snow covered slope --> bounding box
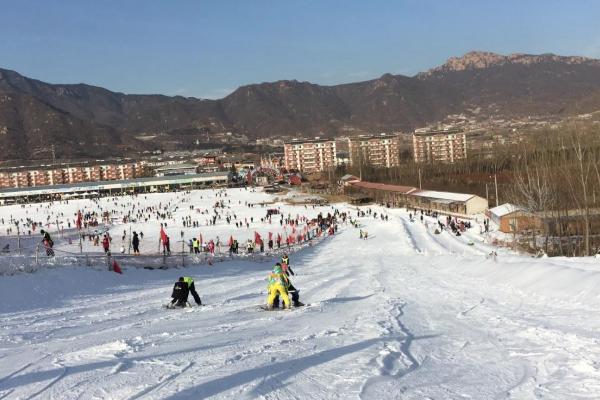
[1,189,600,399]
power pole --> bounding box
[494,174,499,207]
[418,168,422,190]
[15,221,21,255]
[358,148,362,181]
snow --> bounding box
[489,203,524,218]
[412,190,475,202]
[1,188,600,399]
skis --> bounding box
[258,303,308,311]
[163,301,197,309]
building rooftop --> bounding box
[489,203,524,217]
[340,174,360,182]
[284,138,334,144]
[349,181,418,194]
[412,190,475,202]
[348,133,399,141]
[413,129,464,136]
[154,163,198,171]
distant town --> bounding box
[2,110,598,191]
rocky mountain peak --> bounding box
[419,51,600,77]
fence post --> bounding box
[181,232,185,267]
[16,222,21,255]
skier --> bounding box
[273,254,303,308]
[102,234,110,254]
[266,264,290,310]
[169,276,202,308]
[40,229,54,256]
[132,231,140,255]
[282,258,303,307]
[164,235,171,255]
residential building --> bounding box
[0,162,142,189]
[0,171,231,204]
[412,129,468,163]
[348,134,400,168]
[283,138,336,173]
[0,172,11,189]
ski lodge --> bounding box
[344,180,488,216]
[0,172,230,204]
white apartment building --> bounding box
[412,129,467,163]
[284,138,336,173]
[348,133,400,168]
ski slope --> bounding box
[1,188,600,399]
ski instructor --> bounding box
[169,276,202,308]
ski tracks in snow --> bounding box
[359,300,437,399]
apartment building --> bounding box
[348,134,400,168]
[412,129,467,163]
[283,138,336,173]
[0,162,142,189]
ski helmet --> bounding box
[273,263,282,273]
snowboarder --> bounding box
[266,264,290,310]
[169,276,202,307]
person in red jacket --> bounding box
[102,234,110,254]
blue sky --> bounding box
[2,0,599,99]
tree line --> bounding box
[334,123,600,256]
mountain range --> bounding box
[3,51,600,161]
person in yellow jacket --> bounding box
[266,263,290,309]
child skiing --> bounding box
[168,276,202,308]
[272,254,303,308]
[266,264,290,310]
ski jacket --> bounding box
[171,281,189,300]
[42,232,54,247]
[182,276,194,287]
[267,272,288,288]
